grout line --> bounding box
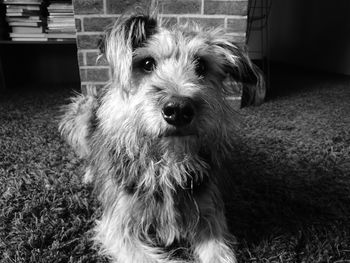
[74,14,120,18]
[170,14,247,19]
[103,0,107,14]
[80,66,110,69]
[78,48,100,52]
[82,51,86,65]
[76,32,103,35]
[80,16,84,32]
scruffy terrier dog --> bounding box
[60,7,264,263]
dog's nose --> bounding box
[162,97,195,126]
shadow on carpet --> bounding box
[222,70,350,262]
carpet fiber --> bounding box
[1,69,349,262]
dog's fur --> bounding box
[59,7,264,263]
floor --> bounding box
[1,65,349,262]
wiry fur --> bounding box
[59,7,264,263]
[59,93,97,158]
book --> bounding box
[48,13,74,17]
[12,26,43,33]
[11,37,47,41]
[9,21,41,26]
[7,6,40,11]
[6,13,23,16]
[47,28,75,32]
[47,6,73,10]
[46,0,75,41]
[47,33,75,39]
[10,32,46,38]
[7,12,40,17]
[7,16,41,22]
[4,0,41,4]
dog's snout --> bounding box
[162,97,195,126]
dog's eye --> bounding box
[140,57,156,73]
[194,57,207,77]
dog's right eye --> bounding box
[140,57,156,73]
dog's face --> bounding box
[96,13,261,166]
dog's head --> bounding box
[60,9,263,188]
[99,10,262,155]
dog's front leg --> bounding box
[95,192,184,263]
[192,183,237,263]
[194,235,236,263]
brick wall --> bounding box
[73,0,249,94]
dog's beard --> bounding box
[158,135,201,159]
[115,132,210,194]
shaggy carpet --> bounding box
[0,68,349,263]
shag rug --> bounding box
[1,69,349,263]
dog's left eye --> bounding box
[194,57,207,77]
[140,57,156,73]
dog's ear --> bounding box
[240,63,266,107]
[212,40,266,106]
[102,11,158,91]
[122,14,158,50]
[59,94,97,159]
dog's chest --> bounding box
[125,186,200,247]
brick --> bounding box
[106,0,149,14]
[73,0,103,14]
[80,67,110,82]
[94,84,106,90]
[106,0,201,15]
[76,34,103,49]
[83,17,117,32]
[79,68,87,81]
[226,17,247,33]
[75,18,82,32]
[226,33,246,45]
[86,51,108,66]
[179,17,224,28]
[77,51,85,66]
[204,1,248,16]
[93,84,106,93]
[81,84,105,95]
[159,16,178,27]
[81,84,87,94]
[161,0,201,14]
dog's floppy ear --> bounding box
[102,10,158,91]
[240,63,266,107]
[213,39,266,106]
[59,94,97,159]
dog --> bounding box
[59,6,264,263]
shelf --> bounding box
[0,40,76,45]
[0,39,80,91]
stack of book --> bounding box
[4,0,46,41]
[46,0,75,41]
